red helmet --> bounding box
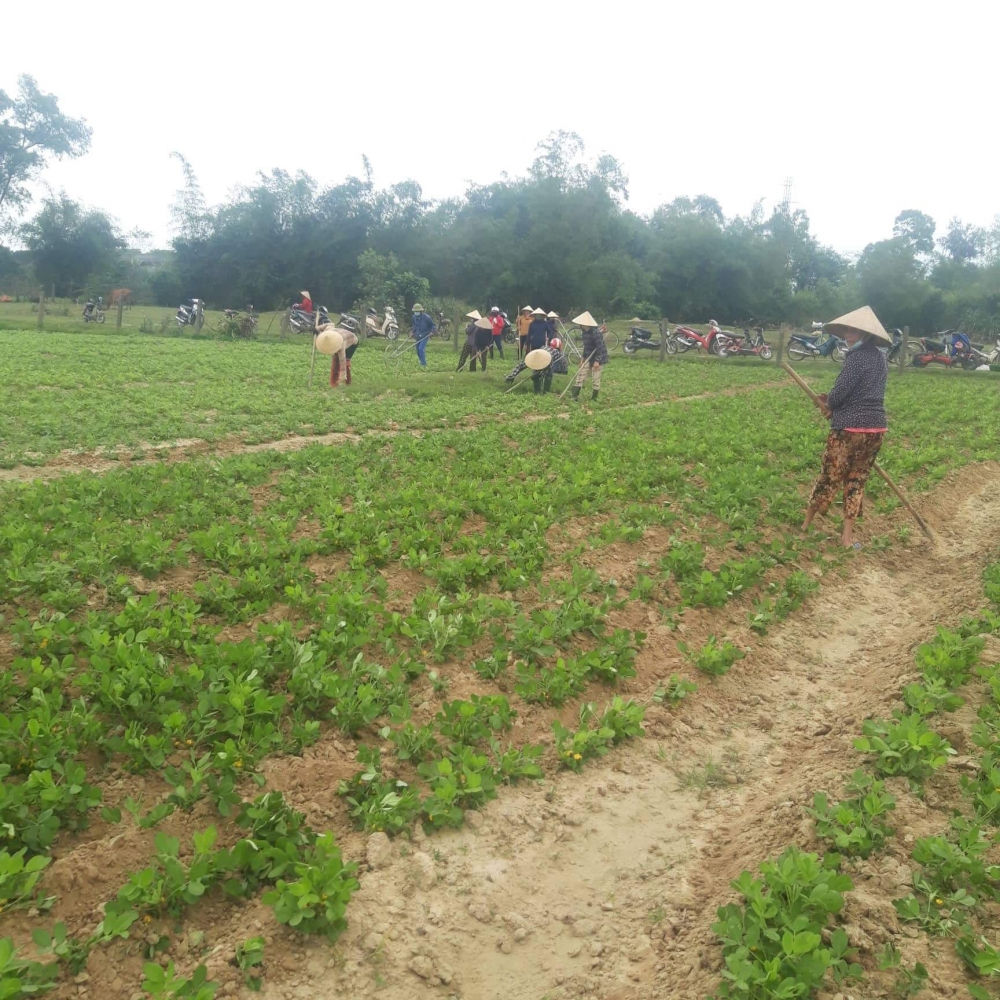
[549,337,561,349]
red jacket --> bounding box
[296,297,313,313]
[490,314,505,337]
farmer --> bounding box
[470,318,494,372]
[294,290,313,314]
[546,311,560,344]
[489,306,506,359]
[504,336,568,393]
[527,307,550,352]
[457,310,482,371]
[570,311,608,401]
[516,306,533,356]
[801,305,891,550]
[411,303,436,368]
[315,317,359,388]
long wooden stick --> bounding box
[781,362,934,540]
[559,349,598,400]
[504,368,541,394]
[456,345,489,374]
[307,338,317,387]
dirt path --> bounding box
[251,462,998,1000]
[0,380,785,484]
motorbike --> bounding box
[176,299,204,328]
[223,307,258,337]
[365,306,399,340]
[623,323,676,356]
[337,313,361,334]
[719,326,773,360]
[912,337,979,370]
[673,325,729,355]
[435,311,452,339]
[884,328,921,366]
[82,299,105,324]
[288,305,330,334]
[787,326,847,362]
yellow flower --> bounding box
[573,753,582,760]
[142,915,152,924]
[40,638,48,648]
[935,898,943,906]
[185,739,193,746]
[234,760,243,769]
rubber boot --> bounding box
[533,380,542,394]
[571,385,581,400]
[591,390,599,402]
[345,360,352,386]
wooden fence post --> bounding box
[899,325,909,374]
[659,318,668,362]
[453,315,459,353]
[116,296,124,330]
[37,289,44,330]
[776,327,787,366]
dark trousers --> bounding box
[532,369,554,393]
[489,335,504,359]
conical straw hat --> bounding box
[475,317,493,331]
[521,305,533,313]
[572,311,598,327]
[315,328,344,356]
[300,290,310,298]
[525,349,552,370]
[465,310,482,321]
[531,307,546,316]
[547,311,559,318]
[824,305,891,344]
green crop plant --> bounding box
[235,936,266,991]
[854,714,955,786]
[680,636,745,677]
[338,747,421,836]
[653,675,698,706]
[807,769,896,858]
[711,847,861,999]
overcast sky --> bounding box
[6,0,998,254]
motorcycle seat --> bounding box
[631,327,653,339]
[924,340,945,353]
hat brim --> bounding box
[525,349,552,370]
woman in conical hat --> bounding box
[315,314,359,388]
[570,311,608,402]
[802,306,892,549]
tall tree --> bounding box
[938,217,985,262]
[21,193,124,297]
[892,210,936,255]
[0,76,91,236]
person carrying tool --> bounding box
[570,311,608,401]
[457,310,482,370]
[470,317,494,371]
[315,316,359,388]
[411,303,436,368]
[526,307,550,351]
[489,306,506,359]
[504,336,568,393]
[516,306,533,356]
[801,306,891,550]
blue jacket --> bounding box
[527,318,549,350]
[412,312,436,340]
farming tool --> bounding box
[781,362,934,542]
[504,349,552,394]
[558,349,598,401]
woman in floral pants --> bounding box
[802,306,891,549]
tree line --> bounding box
[3,77,1000,336]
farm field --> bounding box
[2,328,1000,1000]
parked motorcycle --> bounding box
[435,311,452,339]
[176,298,204,328]
[720,326,773,360]
[287,305,330,334]
[787,327,847,362]
[82,298,105,324]
[673,325,729,355]
[337,313,361,334]
[623,323,675,356]
[884,328,921,366]
[365,306,399,340]
[912,337,979,370]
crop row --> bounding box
[710,558,1000,999]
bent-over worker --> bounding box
[504,337,568,393]
[570,311,608,401]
